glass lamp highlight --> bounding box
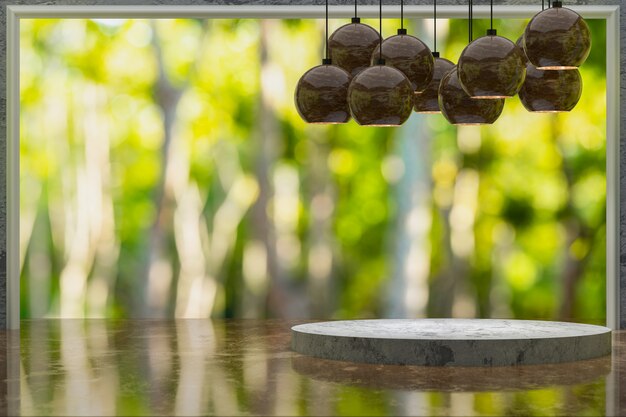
[519,65,582,113]
[516,35,582,113]
[329,18,380,77]
[295,59,352,124]
[523,1,591,69]
[347,60,414,126]
[414,53,455,113]
[457,30,526,99]
[438,67,505,125]
[372,29,434,93]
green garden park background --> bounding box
[19,17,607,322]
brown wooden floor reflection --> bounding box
[0,319,622,416]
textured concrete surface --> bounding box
[291,319,613,366]
[0,0,623,329]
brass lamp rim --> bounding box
[472,95,514,99]
[537,65,578,70]
[531,110,572,113]
[360,123,403,127]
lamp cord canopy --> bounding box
[376,0,385,64]
[433,0,437,53]
[325,0,329,62]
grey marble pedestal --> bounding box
[291,319,612,366]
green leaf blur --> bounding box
[19,17,607,323]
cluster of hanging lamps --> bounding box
[518,0,588,112]
[439,0,505,125]
[294,0,351,124]
[295,0,591,126]
[347,0,416,126]
[414,0,455,114]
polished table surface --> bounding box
[1,319,624,416]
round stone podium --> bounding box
[291,319,612,367]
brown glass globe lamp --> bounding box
[516,10,583,114]
[414,0,455,113]
[328,0,380,77]
[439,68,505,124]
[438,0,504,124]
[518,65,582,112]
[295,0,352,124]
[458,0,526,99]
[371,0,434,93]
[347,0,413,126]
[523,1,591,70]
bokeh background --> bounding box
[19,17,607,321]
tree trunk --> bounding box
[386,113,432,318]
[140,22,184,317]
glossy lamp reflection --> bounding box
[458,30,526,99]
[439,67,505,125]
[348,62,413,126]
[516,36,528,64]
[519,65,582,112]
[348,0,413,126]
[329,18,380,77]
[295,0,351,124]
[295,60,352,123]
[523,1,591,69]
[414,53,455,113]
[372,29,434,93]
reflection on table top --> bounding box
[1,319,624,416]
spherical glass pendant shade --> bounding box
[295,62,352,124]
[523,4,591,69]
[371,30,434,93]
[329,19,380,77]
[347,64,414,126]
[438,67,505,125]
[414,55,455,113]
[516,36,529,65]
[458,32,526,99]
[518,65,582,112]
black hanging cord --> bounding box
[379,0,383,63]
[490,0,493,30]
[325,0,329,60]
[433,0,437,53]
[400,0,404,30]
[542,0,545,10]
[468,0,472,43]
[355,0,358,18]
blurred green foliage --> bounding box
[19,17,606,321]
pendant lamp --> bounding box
[371,0,434,93]
[515,36,528,64]
[328,0,380,77]
[347,0,414,126]
[518,65,582,112]
[414,0,455,113]
[438,0,504,125]
[516,10,582,113]
[523,1,591,70]
[439,68,505,125]
[457,0,526,98]
[295,0,352,124]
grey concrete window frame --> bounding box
[1,2,620,330]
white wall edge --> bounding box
[5,4,620,330]
[7,7,20,330]
[606,7,620,331]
